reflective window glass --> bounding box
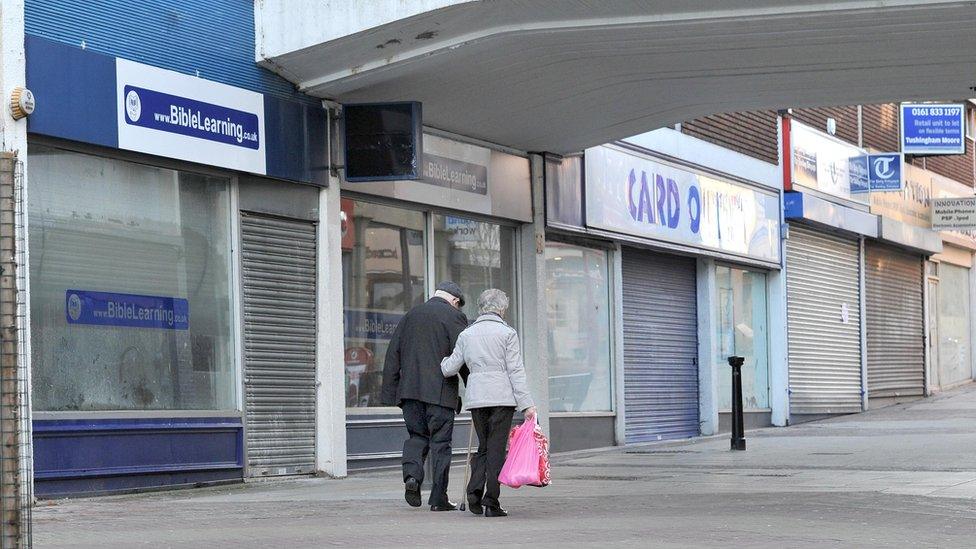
[545,242,613,412]
[716,266,769,410]
[28,146,236,411]
[341,200,426,408]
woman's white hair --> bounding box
[478,288,509,315]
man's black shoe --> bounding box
[467,496,484,515]
[404,477,421,507]
[484,505,508,517]
[430,501,458,512]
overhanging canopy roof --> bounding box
[258,1,976,153]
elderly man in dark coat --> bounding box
[381,281,469,511]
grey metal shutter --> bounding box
[621,249,699,443]
[865,242,925,399]
[241,213,317,476]
[786,225,863,414]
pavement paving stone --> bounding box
[32,383,976,548]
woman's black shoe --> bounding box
[484,505,508,517]
[467,497,484,515]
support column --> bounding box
[696,258,719,436]
[768,266,789,426]
[314,115,347,478]
[517,154,549,434]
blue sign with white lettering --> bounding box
[123,85,260,149]
[344,309,403,341]
[65,290,189,330]
[868,153,902,192]
[901,103,966,155]
[848,156,870,194]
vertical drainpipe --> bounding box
[922,259,931,397]
[859,236,869,411]
[771,112,791,427]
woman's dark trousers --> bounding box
[467,406,516,508]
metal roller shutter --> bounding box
[621,249,699,443]
[787,226,863,414]
[865,243,925,399]
[241,213,317,476]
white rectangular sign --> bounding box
[116,58,267,174]
[585,145,781,263]
[932,197,976,230]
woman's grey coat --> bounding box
[441,314,534,411]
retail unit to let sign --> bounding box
[584,145,781,264]
[931,197,976,230]
[900,103,966,155]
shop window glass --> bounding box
[545,243,613,412]
[432,215,516,323]
[28,146,236,411]
[716,266,769,410]
[342,200,426,408]
[937,263,972,387]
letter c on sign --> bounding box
[688,186,701,234]
[628,169,637,221]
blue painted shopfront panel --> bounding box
[33,417,243,498]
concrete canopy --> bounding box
[257,1,976,153]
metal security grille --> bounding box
[1,153,31,547]
[865,242,925,400]
[621,249,699,443]
[241,213,317,476]
[786,226,863,415]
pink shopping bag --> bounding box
[498,417,550,488]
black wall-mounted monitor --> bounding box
[343,101,422,182]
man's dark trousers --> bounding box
[467,406,516,508]
[401,399,455,506]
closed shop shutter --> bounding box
[786,226,863,414]
[865,242,925,399]
[621,249,699,443]
[241,213,317,476]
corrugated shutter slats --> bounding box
[865,243,925,399]
[242,214,317,476]
[787,226,863,414]
[622,250,699,442]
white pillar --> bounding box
[612,243,627,445]
[517,154,550,434]
[1,0,33,509]
[696,258,719,435]
[314,171,347,477]
[767,266,789,426]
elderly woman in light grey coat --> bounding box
[441,288,536,518]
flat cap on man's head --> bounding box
[435,281,465,307]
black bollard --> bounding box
[728,356,746,451]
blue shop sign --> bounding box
[66,290,189,330]
[26,36,328,184]
[344,309,403,341]
[867,153,902,192]
[900,103,966,155]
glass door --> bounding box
[716,266,770,410]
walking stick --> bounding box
[458,420,475,511]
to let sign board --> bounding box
[931,197,976,230]
[900,103,966,155]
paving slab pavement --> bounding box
[33,384,976,548]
